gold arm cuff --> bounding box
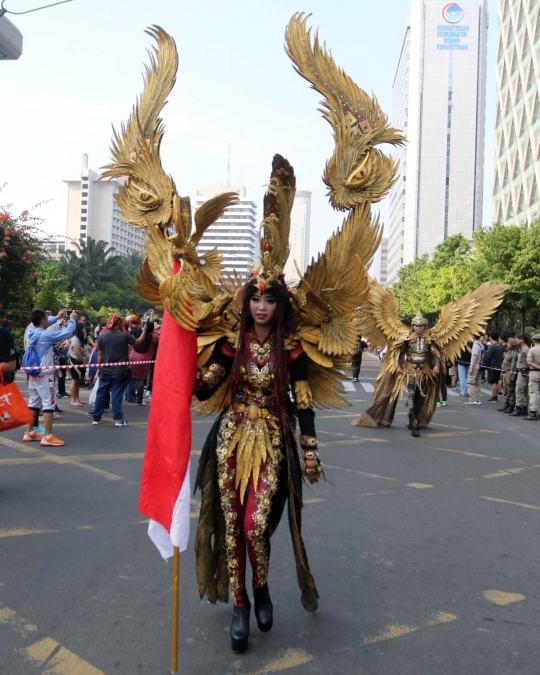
[294,380,314,410]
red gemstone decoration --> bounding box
[360,171,366,177]
[260,283,265,290]
[364,124,369,129]
[139,192,145,199]
[264,243,270,251]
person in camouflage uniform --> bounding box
[510,333,529,416]
[497,338,518,413]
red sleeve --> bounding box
[287,343,304,365]
[219,341,236,359]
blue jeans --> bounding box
[458,364,468,396]
[124,377,136,402]
[93,373,127,422]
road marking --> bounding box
[361,611,456,645]
[25,636,106,675]
[481,590,525,605]
[0,527,58,538]
[426,446,529,464]
[304,498,325,504]
[361,382,374,392]
[2,440,133,484]
[407,483,434,489]
[429,423,470,430]
[317,413,361,419]
[0,604,106,674]
[343,381,356,392]
[421,431,486,439]
[248,648,313,674]
[325,464,398,482]
[480,496,540,511]
[319,438,390,447]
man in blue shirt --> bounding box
[24,308,77,446]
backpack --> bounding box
[22,345,42,377]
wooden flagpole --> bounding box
[171,546,180,673]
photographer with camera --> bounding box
[23,309,77,446]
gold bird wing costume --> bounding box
[103,19,404,612]
[352,280,509,429]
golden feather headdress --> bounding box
[246,154,296,293]
[412,310,428,327]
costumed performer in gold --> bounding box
[352,280,508,437]
[101,13,404,654]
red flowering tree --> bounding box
[0,205,49,350]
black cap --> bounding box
[0,310,6,318]
[516,333,527,341]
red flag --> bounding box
[138,261,198,558]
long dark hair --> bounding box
[74,322,87,346]
[134,321,154,353]
[229,282,295,425]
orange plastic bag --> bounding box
[0,375,33,432]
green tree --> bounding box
[0,202,49,350]
[59,238,124,293]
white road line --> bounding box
[361,382,374,392]
[343,381,356,392]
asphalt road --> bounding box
[1,354,539,675]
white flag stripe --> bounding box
[147,459,191,560]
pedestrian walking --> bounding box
[511,334,530,416]
[91,314,147,427]
[497,338,518,413]
[523,333,540,421]
[351,336,368,382]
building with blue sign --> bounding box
[387,0,488,286]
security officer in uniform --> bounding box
[523,333,540,421]
[497,338,518,413]
[510,333,529,416]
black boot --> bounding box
[497,403,509,412]
[522,412,538,421]
[253,584,273,632]
[503,406,515,413]
[409,412,420,437]
[509,407,524,416]
[230,593,251,654]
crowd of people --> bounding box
[0,308,160,447]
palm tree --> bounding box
[60,238,125,293]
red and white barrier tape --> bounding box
[21,360,156,371]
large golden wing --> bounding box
[101,26,179,231]
[359,278,411,351]
[285,13,404,210]
[430,282,508,363]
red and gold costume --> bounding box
[194,333,319,609]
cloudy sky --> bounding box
[2,0,498,258]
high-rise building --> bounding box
[62,154,144,256]
[283,190,311,282]
[41,235,67,261]
[387,0,488,285]
[371,237,389,287]
[492,0,540,225]
[192,185,258,280]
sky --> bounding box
[1,0,499,260]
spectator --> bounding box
[351,336,368,383]
[91,313,147,427]
[466,334,484,405]
[0,309,17,384]
[129,318,159,405]
[457,345,471,396]
[23,309,76,446]
[68,322,90,406]
[484,332,504,402]
[93,316,105,340]
[53,334,70,398]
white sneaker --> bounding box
[465,401,481,405]
[115,420,128,427]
